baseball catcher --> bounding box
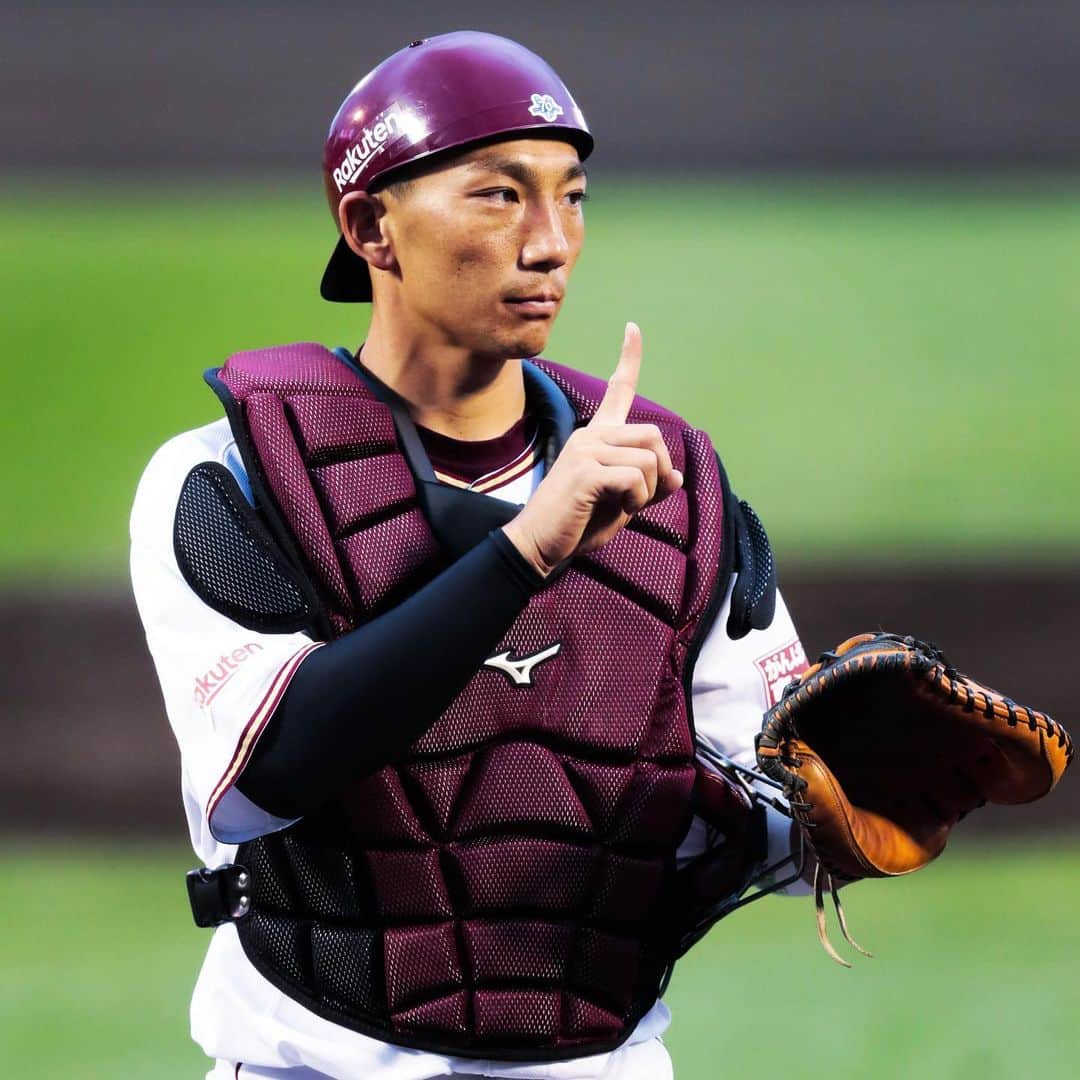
[130,28,1073,1080]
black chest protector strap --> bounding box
[333,349,576,559]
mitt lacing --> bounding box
[769,632,1072,963]
[699,742,871,965]
[813,861,872,968]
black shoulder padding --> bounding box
[174,463,322,634]
[725,495,777,640]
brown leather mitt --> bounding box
[755,632,1073,964]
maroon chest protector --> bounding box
[211,342,734,1060]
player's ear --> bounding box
[338,191,397,275]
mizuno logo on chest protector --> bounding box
[484,642,562,686]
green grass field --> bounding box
[1,839,1076,1078]
[2,177,1079,581]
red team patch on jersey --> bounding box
[755,638,809,706]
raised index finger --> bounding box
[591,322,642,426]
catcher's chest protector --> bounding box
[213,343,728,1059]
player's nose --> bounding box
[520,199,570,271]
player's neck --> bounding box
[358,314,527,441]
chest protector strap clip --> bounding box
[186,863,253,927]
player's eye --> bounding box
[474,187,519,204]
[566,190,589,207]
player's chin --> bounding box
[496,312,555,358]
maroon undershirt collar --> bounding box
[416,415,536,484]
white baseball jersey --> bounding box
[131,415,807,1080]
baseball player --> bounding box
[131,32,810,1080]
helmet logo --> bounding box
[528,93,564,123]
[332,101,407,193]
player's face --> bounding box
[381,138,587,359]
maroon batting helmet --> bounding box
[320,31,593,302]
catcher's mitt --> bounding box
[755,632,1073,965]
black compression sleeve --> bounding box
[235,531,544,820]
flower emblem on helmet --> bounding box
[528,93,564,123]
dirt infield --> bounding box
[5,571,1077,838]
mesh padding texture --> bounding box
[287,395,397,461]
[566,995,622,1039]
[173,463,315,633]
[237,818,388,1024]
[404,756,475,836]
[242,909,310,989]
[450,838,597,914]
[340,768,432,847]
[582,524,686,626]
[338,508,441,614]
[562,761,636,834]
[629,487,690,548]
[680,429,725,618]
[464,919,572,984]
[216,344,736,1058]
[413,572,674,759]
[312,455,416,536]
[246,392,357,620]
[570,928,639,1012]
[365,848,455,922]
[240,832,297,912]
[393,990,469,1036]
[384,922,462,1011]
[589,852,665,929]
[281,830,371,920]
[726,497,778,640]
[451,743,592,841]
[474,989,561,1041]
[220,345,441,629]
[311,924,384,1013]
[607,764,696,850]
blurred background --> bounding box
[2,1,1078,1076]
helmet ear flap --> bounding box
[320,237,373,303]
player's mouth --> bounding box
[503,293,561,318]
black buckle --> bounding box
[186,863,252,928]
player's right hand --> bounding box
[502,322,684,578]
